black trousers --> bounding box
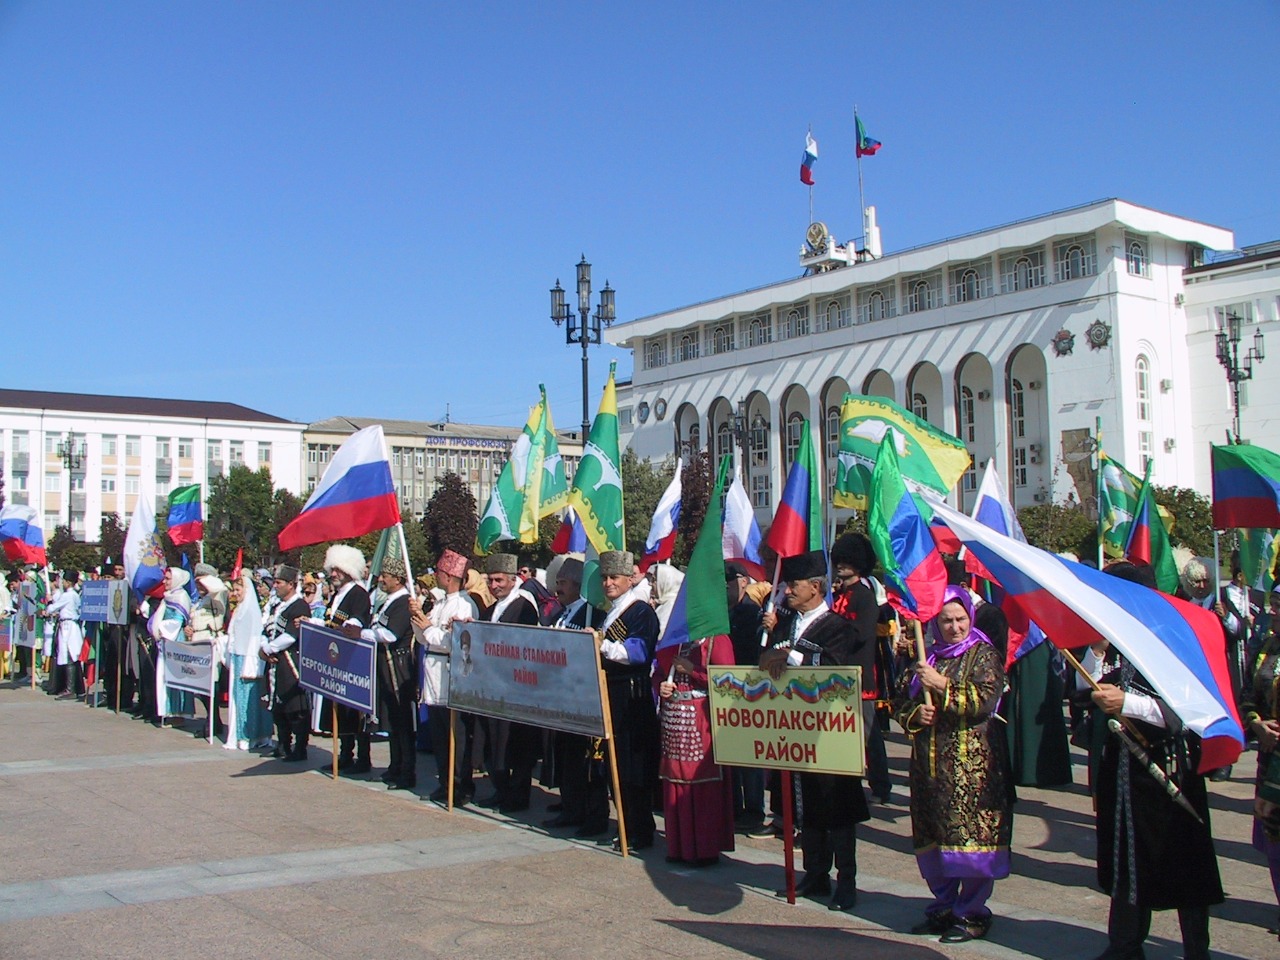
[1105,898,1209,960]
[428,706,474,796]
[552,733,590,821]
[379,678,417,786]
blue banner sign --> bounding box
[298,622,377,714]
[81,580,130,624]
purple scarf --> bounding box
[908,585,993,697]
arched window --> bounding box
[1014,256,1033,291]
[784,412,805,467]
[712,324,733,354]
[825,406,841,461]
[912,393,928,421]
[1065,244,1085,280]
[827,300,844,330]
[1135,355,1151,422]
[645,340,665,369]
[688,422,700,452]
[868,290,884,321]
[957,269,979,303]
[749,317,768,347]
[678,333,697,362]
[911,279,931,313]
[960,386,976,443]
[1127,239,1148,277]
[1010,378,1025,439]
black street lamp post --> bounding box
[551,256,615,438]
[56,432,84,532]
[1215,311,1265,443]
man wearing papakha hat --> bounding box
[410,548,479,804]
[260,565,313,761]
[760,548,871,911]
[585,549,662,849]
[313,545,373,774]
[360,554,418,791]
[476,552,542,812]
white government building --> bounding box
[608,198,1280,519]
[0,389,306,541]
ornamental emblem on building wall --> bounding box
[1052,329,1075,356]
[1086,320,1112,351]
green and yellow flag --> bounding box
[833,394,970,510]
[475,385,564,555]
[1239,527,1280,594]
[1099,453,1144,560]
[568,363,625,555]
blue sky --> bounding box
[2,2,1276,431]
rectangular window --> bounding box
[156,440,170,458]
[44,474,61,492]
[101,478,116,493]
[1054,234,1098,282]
[1013,447,1028,488]
[1139,431,1154,474]
[207,441,221,461]
[45,435,58,454]
[229,441,245,463]
[44,512,58,530]
[414,451,424,468]
[949,258,994,302]
[425,452,437,468]
[102,435,117,457]
[14,473,27,491]
[124,477,140,494]
[750,473,771,508]
[70,475,85,492]
[1214,301,1256,327]
[155,479,170,497]
[999,247,1046,293]
[258,444,271,464]
[11,431,28,454]
[178,439,193,459]
[308,447,318,463]
[415,482,424,499]
[125,436,141,457]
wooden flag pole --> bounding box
[331,702,340,781]
[1059,646,1149,748]
[911,620,934,707]
[758,557,784,647]
[597,664,628,857]
[781,770,796,904]
[115,641,123,715]
[447,709,456,812]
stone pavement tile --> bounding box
[0,891,119,924]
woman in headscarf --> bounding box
[224,571,273,751]
[150,566,195,722]
[651,564,685,637]
[893,585,1011,944]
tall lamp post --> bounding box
[1215,311,1265,443]
[56,432,84,533]
[551,256,615,438]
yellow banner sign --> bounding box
[708,666,864,776]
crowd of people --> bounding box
[2,534,1278,958]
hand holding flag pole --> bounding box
[910,620,934,708]
[1058,646,1149,748]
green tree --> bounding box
[423,472,478,565]
[271,489,305,567]
[1152,484,1214,559]
[47,525,99,572]
[674,451,713,567]
[1017,499,1097,558]
[204,465,279,571]
[620,448,675,558]
[98,512,126,569]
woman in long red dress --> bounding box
[656,634,736,865]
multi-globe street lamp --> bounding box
[551,256,615,438]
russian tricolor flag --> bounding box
[970,460,1047,667]
[932,500,1244,773]
[550,508,588,555]
[800,132,817,186]
[722,467,766,581]
[0,505,46,566]
[277,425,400,551]
[639,460,682,573]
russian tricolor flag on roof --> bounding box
[278,425,400,551]
[931,499,1244,773]
[800,132,817,186]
